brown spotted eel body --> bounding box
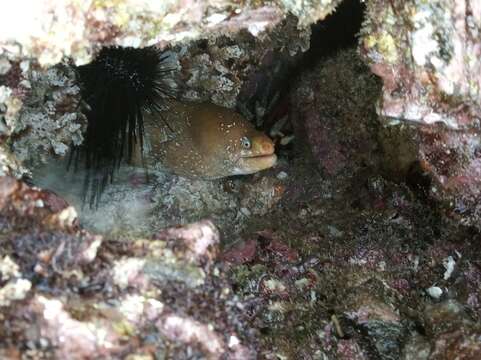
[135,101,277,179]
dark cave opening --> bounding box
[236,0,368,173]
[302,0,366,68]
[237,0,365,118]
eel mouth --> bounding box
[237,153,277,173]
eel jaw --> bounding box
[233,153,277,175]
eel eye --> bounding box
[240,137,251,149]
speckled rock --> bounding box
[223,45,481,358]
[278,0,343,28]
[0,176,258,359]
[177,15,309,107]
[290,48,382,178]
[0,144,26,178]
[2,1,481,358]
[0,0,314,177]
[360,0,481,230]
[423,300,481,359]
[362,0,481,130]
[0,58,86,172]
[0,0,336,68]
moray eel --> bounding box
[136,101,277,179]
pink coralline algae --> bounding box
[361,0,481,229]
[0,176,258,359]
[362,0,481,130]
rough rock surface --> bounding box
[362,0,481,129]
[0,1,285,67]
[32,160,285,241]
[360,0,481,229]
[0,176,257,359]
[0,0,340,68]
[1,0,481,358]
[222,47,481,359]
[0,1,312,173]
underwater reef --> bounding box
[1,0,481,359]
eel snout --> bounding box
[236,136,277,174]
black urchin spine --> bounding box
[70,46,176,207]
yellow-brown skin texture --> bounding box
[137,101,277,179]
